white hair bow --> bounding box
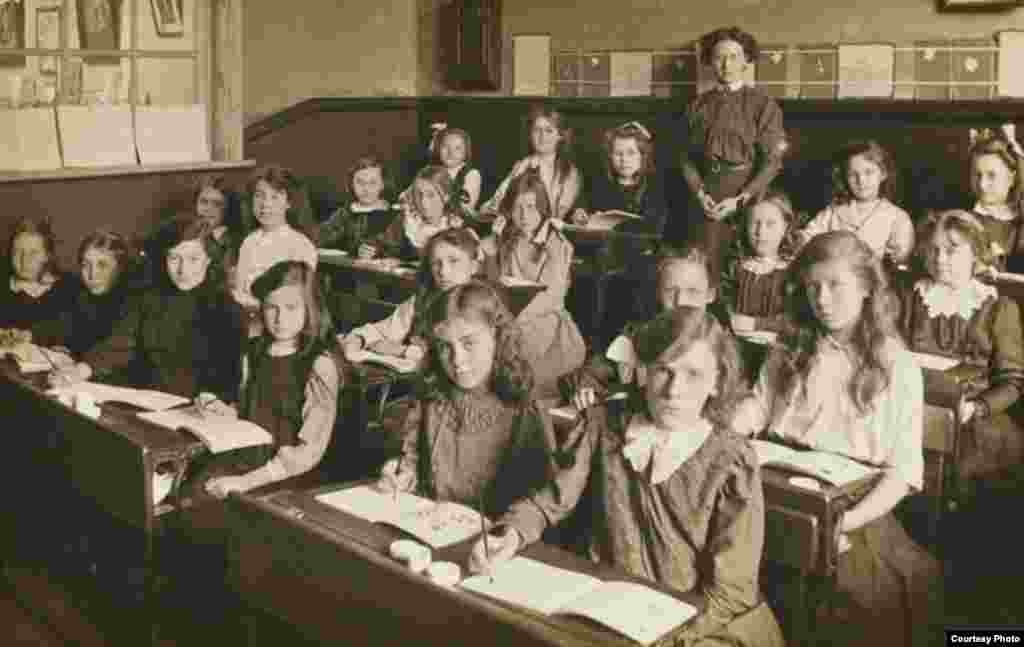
[428,123,449,154]
[620,121,652,140]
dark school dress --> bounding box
[500,404,785,647]
[82,280,243,400]
[679,85,786,276]
[0,270,76,337]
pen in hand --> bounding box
[480,491,492,583]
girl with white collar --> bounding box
[470,306,785,647]
[967,124,1024,274]
[900,209,1024,484]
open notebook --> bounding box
[1,344,74,373]
[48,382,190,412]
[461,557,696,646]
[137,408,273,454]
[315,485,490,548]
[751,440,879,487]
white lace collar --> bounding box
[716,80,747,92]
[916,278,997,320]
[622,414,712,484]
[973,202,1018,222]
[446,163,466,179]
[740,256,788,275]
[350,201,390,213]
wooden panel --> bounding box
[764,504,820,571]
[0,164,254,269]
[245,103,422,217]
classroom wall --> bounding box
[243,0,420,126]
[419,0,1024,95]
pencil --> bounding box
[480,491,492,583]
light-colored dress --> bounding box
[736,336,942,647]
[233,225,318,309]
[492,224,586,398]
[801,199,914,263]
[480,155,581,220]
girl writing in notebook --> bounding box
[470,306,785,647]
[727,190,796,334]
[732,231,942,647]
[317,156,396,257]
[188,260,342,499]
[374,165,464,261]
[480,106,581,220]
[898,210,1024,491]
[800,140,914,265]
[966,124,1024,274]
[376,281,554,519]
[49,217,242,402]
[339,227,483,364]
[483,171,586,398]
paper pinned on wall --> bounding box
[58,105,136,168]
[997,31,1024,97]
[0,108,62,172]
[837,44,894,98]
[135,105,211,165]
[610,52,652,96]
[513,34,551,96]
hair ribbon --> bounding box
[620,121,652,140]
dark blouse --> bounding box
[396,388,555,519]
[36,280,134,357]
[501,405,780,645]
[900,281,1024,416]
[585,172,669,238]
[732,262,788,330]
[970,209,1024,274]
[239,341,306,451]
[0,270,76,342]
[317,204,398,256]
[682,85,786,200]
[82,281,243,400]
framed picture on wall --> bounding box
[77,0,121,63]
[37,7,60,75]
[0,0,26,68]
[151,0,183,37]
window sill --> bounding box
[0,160,257,184]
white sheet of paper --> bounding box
[513,35,551,96]
[559,581,697,646]
[998,31,1024,98]
[0,108,62,171]
[48,382,190,411]
[837,44,894,98]
[910,352,960,372]
[316,485,489,548]
[611,52,652,97]
[134,105,211,165]
[461,556,602,615]
[58,105,136,168]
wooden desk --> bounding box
[0,361,204,644]
[225,483,703,647]
[319,250,547,315]
[760,466,878,647]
